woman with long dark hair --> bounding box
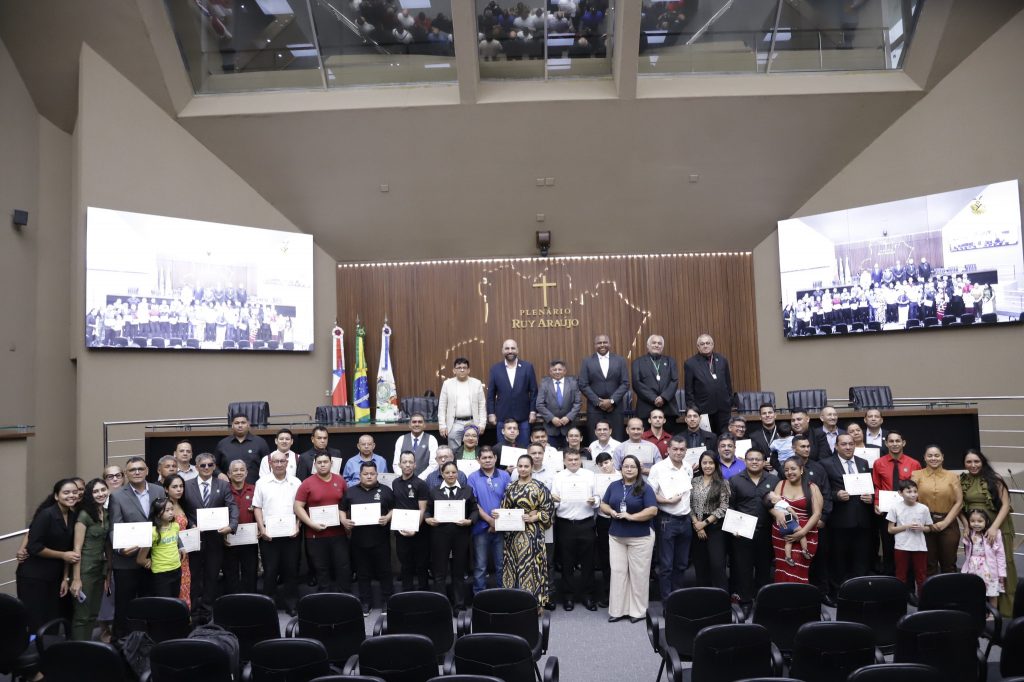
[497,454,554,612]
[70,478,110,640]
[16,479,80,630]
[690,452,730,590]
[769,458,823,584]
[911,445,962,575]
[961,448,1017,615]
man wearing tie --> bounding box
[578,334,630,441]
[183,452,239,621]
[392,412,438,476]
[822,434,874,603]
[536,360,582,450]
[632,334,679,425]
[683,334,734,436]
[486,339,538,447]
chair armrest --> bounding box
[34,618,70,656]
[442,651,455,675]
[874,647,885,665]
[540,611,551,654]
[342,654,359,674]
[667,647,684,682]
[646,612,662,654]
[372,613,386,636]
[456,610,470,637]
[770,643,784,675]
[284,616,299,637]
[984,603,1003,644]
[543,655,559,682]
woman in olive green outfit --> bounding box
[961,449,1016,617]
[69,478,111,640]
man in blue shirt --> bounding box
[342,434,389,486]
[466,446,510,594]
[716,435,746,480]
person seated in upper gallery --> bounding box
[479,32,504,61]
[504,29,525,60]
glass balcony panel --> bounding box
[544,1,613,80]
[477,1,546,81]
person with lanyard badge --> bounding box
[294,451,351,593]
[467,446,510,595]
[749,404,779,464]
[631,334,680,426]
[425,462,478,611]
[392,451,430,592]
[602,454,659,623]
[495,454,554,613]
[648,436,694,603]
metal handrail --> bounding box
[686,0,735,45]
[315,0,391,56]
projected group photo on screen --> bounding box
[777,180,1024,338]
[85,207,314,352]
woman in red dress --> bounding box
[769,458,823,584]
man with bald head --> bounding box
[578,334,630,441]
[631,334,679,425]
[486,339,538,447]
[683,333,734,436]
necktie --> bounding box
[556,380,563,405]
[413,436,419,451]
[445,486,453,498]
[891,456,901,490]
[202,481,210,505]
[847,459,855,475]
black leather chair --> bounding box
[679,623,782,682]
[134,335,149,348]
[286,593,367,667]
[310,677,386,682]
[151,337,166,348]
[125,596,192,643]
[316,405,356,425]
[893,610,986,682]
[245,638,332,681]
[752,583,827,659]
[1013,578,1024,620]
[942,316,958,326]
[917,572,1000,657]
[866,321,882,332]
[147,638,234,682]
[40,641,126,682]
[923,317,939,327]
[213,594,281,663]
[227,401,270,427]
[961,314,976,325]
[237,340,251,349]
[647,588,741,682]
[442,634,557,682]
[0,594,43,681]
[981,313,998,323]
[788,621,882,682]
[735,392,776,415]
[849,386,894,410]
[114,336,130,346]
[786,389,828,413]
[222,340,237,349]
[905,319,923,329]
[819,325,834,335]
[400,396,439,422]
[457,588,549,662]
[343,633,437,681]
[674,389,686,416]
[268,341,280,350]
[846,663,943,682]
[835,575,907,654]
[999,617,1024,679]
[185,338,200,349]
[374,592,454,662]
[427,677,503,682]
[621,388,635,418]
[168,338,184,347]
[851,322,865,332]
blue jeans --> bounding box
[657,512,693,600]
[473,531,504,593]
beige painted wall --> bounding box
[73,46,337,476]
[755,11,1024,403]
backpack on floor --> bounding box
[188,623,241,678]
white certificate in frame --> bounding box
[434,499,466,523]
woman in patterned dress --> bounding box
[496,454,553,611]
[162,474,191,608]
[769,458,823,584]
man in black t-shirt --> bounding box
[215,413,270,483]
[391,451,430,592]
[341,461,396,614]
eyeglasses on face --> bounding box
[198,463,216,469]
[127,467,146,474]
[105,473,124,480]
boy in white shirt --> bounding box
[886,479,931,599]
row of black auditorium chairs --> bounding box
[645,573,1014,682]
[107,337,298,350]
[793,313,1004,338]
[0,588,556,682]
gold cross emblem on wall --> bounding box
[532,274,557,307]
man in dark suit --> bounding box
[578,334,630,441]
[296,426,342,480]
[821,433,874,602]
[535,360,582,449]
[183,452,239,620]
[108,456,167,639]
[809,406,841,460]
[631,334,679,424]
[486,338,538,447]
[683,334,734,436]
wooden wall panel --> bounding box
[336,254,760,411]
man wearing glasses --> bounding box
[183,452,239,621]
[108,456,166,639]
[438,356,487,449]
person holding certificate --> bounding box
[340,461,395,616]
[728,448,778,620]
[16,479,79,632]
[183,452,239,620]
[551,450,599,611]
[224,459,259,594]
[392,451,430,592]
[252,452,302,615]
[648,436,694,601]
[689,452,731,591]
[467,446,510,595]
[425,462,479,611]
[821,434,875,602]
[498,454,554,613]
[294,451,350,594]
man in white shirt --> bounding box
[864,408,887,449]
[252,451,302,615]
[258,428,299,480]
[174,439,199,481]
[437,356,487,449]
[587,419,621,457]
[648,436,694,601]
[551,450,599,611]
[392,412,438,476]
[612,418,661,475]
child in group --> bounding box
[136,497,185,598]
[886,479,932,597]
[773,496,811,566]
[962,508,1007,616]
[769,422,794,470]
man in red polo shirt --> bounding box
[643,409,673,459]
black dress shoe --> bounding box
[584,599,598,612]
[563,599,575,612]
[608,615,626,623]
[597,599,609,608]
[629,616,643,624]
[544,602,557,611]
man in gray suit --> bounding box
[578,334,630,441]
[183,452,239,620]
[108,456,166,639]
[536,359,582,449]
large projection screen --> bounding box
[86,207,314,351]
